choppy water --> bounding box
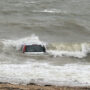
[0,0,90,86]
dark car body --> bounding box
[21,44,46,53]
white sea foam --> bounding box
[0,63,90,86]
[42,9,60,13]
[47,43,90,58]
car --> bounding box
[21,44,46,53]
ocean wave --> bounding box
[0,63,90,86]
[1,35,90,58]
[47,43,90,58]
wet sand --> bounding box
[0,83,90,90]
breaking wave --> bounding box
[47,43,90,58]
[0,63,90,86]
[0,34,90,58]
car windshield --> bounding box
[25,45,45,52]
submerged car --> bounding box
[21,44,46,53]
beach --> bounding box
[0,83,90,90]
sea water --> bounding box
[0,0,90,86]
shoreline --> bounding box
[0,83,90,90]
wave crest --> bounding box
[0,35,90,58]
[47,43,90,58]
